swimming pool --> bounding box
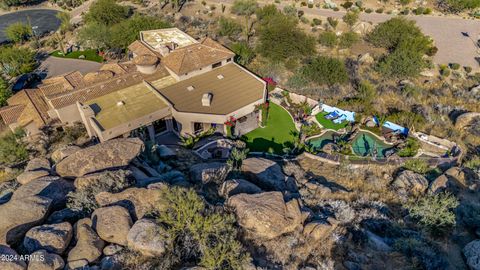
[307,130,394,158]
[306,130,340,151]
[352,131,393,158]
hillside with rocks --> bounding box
[0,131,478,270]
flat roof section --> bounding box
[87,81,171,130]
[140,28,198,52]
[152,63,265,115]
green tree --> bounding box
[406,193,459,234]
[218,17,242,39]
[0,129,28,165]
[342,11,359,27]
[0,46,36,78]
[339,31,359,48]
[256,12,315,63]
[57,12,72,34]
[85,0,131,25]
[300,56,348,86]
[78,22,111,49]
[5,22,32,44]
[109,15,170,49]
[231,0,258,42]
[368,17,433,78]
[318,31,337,48]
[230,42,255,65]
[0,78,12,107]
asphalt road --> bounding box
[211,0,480,68]
[0,9,60,43]
[37,56,102,78]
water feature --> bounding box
[306,130,339,151]
[352,131,393,158]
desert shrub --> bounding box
[157,187,249,269]
[286,72,309,90]
[457,202,480,230]
[67,170,133,216]
[342,11,359,27]
[341,1,354,9]
[230,42,255,65]
[312,18,322,25]
[414,7,425,15]
[406,193,459,234]
[327,17,338,29]
[397,137,420,157]
[399,0,411,5]
[308,3,313,8]
[256,9,316,63]
[464,66,473,73]
[5,22,32,43]
[387,111,425,130]
[403,159,429,174]
[375,8,384,13]
[46,122,87,146]
[0,46,37,77]
[393,237,448,269]
[449,63,461,70]
[368,17,434,78]
[227,146,249,171]
[0,78,12,107]
[218,17,242,38]
[339,31,359,48]
[318,31,337,48]
[424,7,432,14]
[301,122,322,137]
[0,129,28,165]
[84,0,131,25]
[300,56,349,86]
[438,0,480,12]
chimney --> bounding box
[202,93,213,107]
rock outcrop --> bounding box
[463,240,480,270]
[0,196,52,245]
[68,218,105,267]
[74,170,132,190]
[27,249,64,270]
[219,179,262,198]
[127,219,168,257]
[303,219,337,241]
[16,158,51,185]
[12,176,74,210]
[0,244,27,270]
[189,162,230,184]
[24,222,72,254]
[51,145,81,163]
[455,112,480,129]
[92,206,132,245]
[391,170,428,197]
[56,138,144,178]
[241,158,297,192]
[228,192,306,239]
[95,187,168,220]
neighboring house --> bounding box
[0,28,267,142]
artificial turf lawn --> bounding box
[243,103,297,154]
[50,50,104,63]
[315,111,349,131]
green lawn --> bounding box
[50,50,104,63]
[243,103,297,154]
[315,111,349,131]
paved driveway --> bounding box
[37,56,102,78]
[210,0,480,68]
[0,9,60,43]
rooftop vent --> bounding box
[187,85,195,91]
[117,101,125,106]
[217,74,224,80]
[202,93,213,107]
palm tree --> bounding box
[231,0,258,42]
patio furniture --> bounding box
[324,111,340,120]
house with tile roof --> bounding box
[0,28,266,142]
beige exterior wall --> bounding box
[88,106,171,142]
[50,104,83,125]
